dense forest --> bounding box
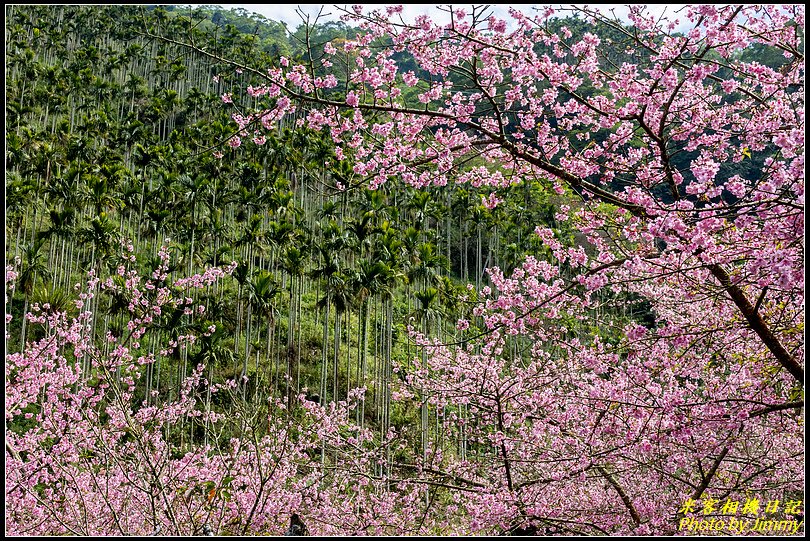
[5,4,803,536]
[6,4,593,441]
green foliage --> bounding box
[4,4,641,453]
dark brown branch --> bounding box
[594,465,641,527]
[708,264,804,383]
[6,438,22,462]
[634,114,679,201]
[750,400,803,418]
[518,463,593,490]
[393,462,487,489]
[689,446,729,502]
[495,387,514,492]
[752,286,768,315]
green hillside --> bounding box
[6,4,607,443]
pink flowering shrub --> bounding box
[4,248,437,535]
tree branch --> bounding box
[708,264,803,383]
[690,446,730,502]
[750,400,803,418]
[594,465,641,527]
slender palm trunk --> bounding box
[332,309,341,403]
[358,301,369,427]
[320,298,330,404]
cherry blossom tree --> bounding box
[208,3,803,534]
[212,3,803,378]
